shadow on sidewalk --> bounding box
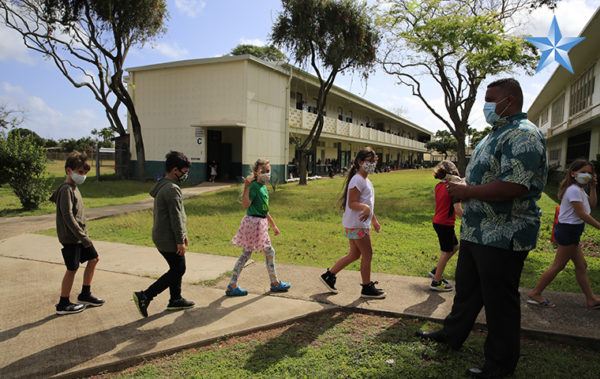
[0,295,264,378]
[404,289,447,317]
[0,314,59,343]
[243,298,365,374]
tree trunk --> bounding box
[455,134,467,176]
[298,151,308,186]
[130,112,145,180]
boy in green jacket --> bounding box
[50,151,105,315]
[133,151,195,317]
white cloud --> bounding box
[174,0,206,18]
[0,82,106,139]
[515,0,598,38]
[151,41,189,59]
[239,38,267,47]
[0,24,34,65]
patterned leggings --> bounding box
[229,246,279,286]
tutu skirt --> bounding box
[232,215,271,251]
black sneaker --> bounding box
[360,281,386,299]
[430,280,453,292]
[428,268,450,285]
[166,298,195,311]
[77,293,105,307]
[133,291,150,318]
[56,302,86,315]
[319,269,338,293]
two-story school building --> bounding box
[126,55,432,184]
[528,8,600,171]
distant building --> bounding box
[528,8,600,170]
[126,55,432,183]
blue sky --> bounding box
[0,0,599,139]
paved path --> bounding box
[0,183,232,240]
[1,235,599,377]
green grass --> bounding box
[103,311,600,379]
[0,160,155,217]
[82,169,600,294]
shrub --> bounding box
[0,131,52,209]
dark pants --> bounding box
[144,250,186,301]
[442,240,528,375]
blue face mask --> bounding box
[483,97,510,127]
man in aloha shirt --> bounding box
[418,78,548,378]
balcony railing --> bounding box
[288,108,426,151]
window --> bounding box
[549,149,561,161]
[338,107,343,121]
[551,93,565,128]
[540,108,548,125]
[569,64,595,116]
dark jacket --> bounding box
[50,183,92,247]
[150,178,187,252]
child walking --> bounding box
[133,151,195,317]
[428,160,463,292]
[225,158,291,296]
[50,151,104,315]
[527,159,600,309]
[320,147,385,299]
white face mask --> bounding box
[71,172,86,185]
[258,172,271,184]
[362,161,376,174]
[575,172,592,185]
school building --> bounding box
[126,55,432,183]
[528,8,600,171]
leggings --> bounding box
[229,246,278,286]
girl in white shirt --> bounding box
[319,147,385,299]
[528,159,600,309]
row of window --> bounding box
[540,64,596,128]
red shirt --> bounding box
[433,182,455,226]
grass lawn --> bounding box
[83,169,600,293]
[100,311,600,378]
[0,160,155,217]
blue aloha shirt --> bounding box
[461,113,548,252]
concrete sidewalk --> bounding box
[1,234,599,377]
[0,183,232,240]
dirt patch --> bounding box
[580,240,600,257]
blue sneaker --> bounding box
[270,281,291,292]
[225,285,248,297]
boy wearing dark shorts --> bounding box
[50,151,104,315]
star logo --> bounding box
[525,16,585,74]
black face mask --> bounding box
[177,170,189,183]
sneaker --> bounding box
[320,269,338,293]
[270,281,291,292]
[133,291,151,318]
[56,302,86,315]
[77,293,105,307]
[430,280,453,292]
[360,281,386,299]
[166,298,195,311]
[428,268,450,285]
[225,285,248,297]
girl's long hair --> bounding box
[558,159,594,200]
[338,147,376,210]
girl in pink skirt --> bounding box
[226,158,291,296]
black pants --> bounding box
[144,250,186,301]
[442,240,528,374]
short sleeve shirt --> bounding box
[247,181,269,217]
[342,174,375,228]
[558,184,590,224]
[460,113,548,251]
[433,181,455,226]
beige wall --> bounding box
[129,60,247,162]
[243,61,288,166]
